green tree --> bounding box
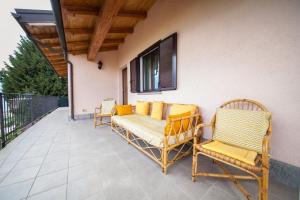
[0,36,67,96]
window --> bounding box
[130,33,177,93]
[141,47,160,92]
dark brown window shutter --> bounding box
[159,33,177,90]
[130,57,140,93]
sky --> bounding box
[0,0,51,70]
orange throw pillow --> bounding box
[116,105,133,116]
[164,111,191,136]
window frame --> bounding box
[138,41,161,93]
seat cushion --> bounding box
[101,100,115,115]
[136,101,150,115]
[214,108,271,153]
[151,101,164,120]
[170,104,197,115]
[112,114,192,147]
[116,105,133,116]
[201,141,257,165]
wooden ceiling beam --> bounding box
[52,61,67,65]
[63,5,98,15]
[55,68,67,72]
[117,10,147,19]
[87,0,125,60]
[64,5,146,19]
[68,50,87,55]
[109,27,133,34]
[48,58,65,62]
[68,45,118,55]
[65,27,133,34]
[99,46,118,52]
[104,38,124,44]
[65,28,93,34]
[56,68,67,70]
[32,33,58,39]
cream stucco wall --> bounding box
[69,53,119,116]
[115,0,300,167]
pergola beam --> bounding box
[64,5,146,19]
[32,33,58,39]
[87,0,125,60]
[65,27,133,35]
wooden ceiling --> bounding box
[60,0,156,60]
[13,0,156,77]
[25,24,68,77]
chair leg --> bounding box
[99,117,102,126]
[162,148,168,174]
[262,167,269,200]
[192,145,198,182]
[94,115,97,128]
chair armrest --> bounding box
[94,107,101,114]
[262,134,271,167]
[194,123,212,137]
[111,107,116,116]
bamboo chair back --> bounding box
[211,99,272,137]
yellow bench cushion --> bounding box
[201,141,257,165]
[151,101,164,120]
[112,114,192,147]
[214,108,271,153]
[170,104,197,115]
[136,101,150,115]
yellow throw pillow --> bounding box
[151,101,164,120]
[164,111,191,136]
[115,105,133,116]
[214,108,271,153]
[136,101,150,115]
[170,104,197,115]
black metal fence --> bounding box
[0,93,62,147]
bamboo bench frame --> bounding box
[111,103,202,174]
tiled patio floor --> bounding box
[0,108,298,200]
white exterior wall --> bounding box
[69,0,300,167]
[68,53,118,116]
[117,0,300,167]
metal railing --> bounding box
[0,93,60,147]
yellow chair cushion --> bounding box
[164,111,191,136]
[136,101,150,115]
[151,101,164,120]
[116,105,133,116]
[201,141,257,166]
[214,108,271,153]
[170,104,197,115]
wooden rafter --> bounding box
[68,50,87,55]
[68,45,118,55]
[109,27,133,34]
[63,5,147,19]
[65,27,133,35]
[32,33,58,39]
[52,61,67,65]
[87,0,125,60]
[100,46,118,51]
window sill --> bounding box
[137,91,162,95]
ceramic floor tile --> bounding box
[29,169,67,196]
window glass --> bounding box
[141,48,159,92]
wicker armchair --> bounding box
[94,98,116,127]
[192,99,272,200]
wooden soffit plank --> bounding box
[64,5,147,19]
